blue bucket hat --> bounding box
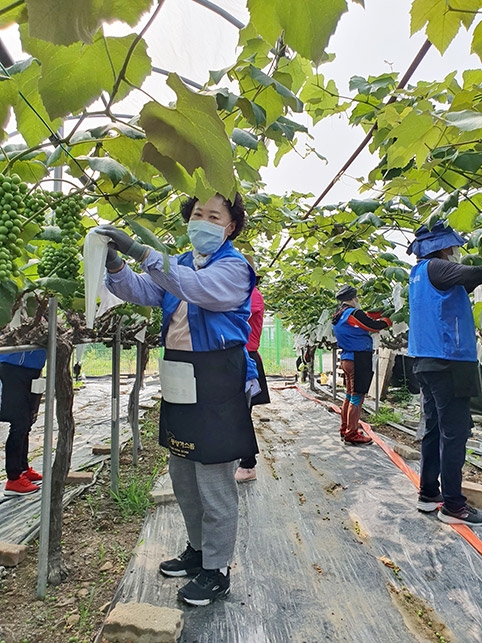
[407,221,466,258]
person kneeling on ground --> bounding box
[332,285,392,446]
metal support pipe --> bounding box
[332,347,337,402]
[131,341,143,465]
[36,297,57,599]
[374,351,380,413]
[0,344,43,354]
[110,325,121,495]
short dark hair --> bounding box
[180,193,246,240]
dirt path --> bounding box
[105,386,482,643]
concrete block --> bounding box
[92,444,111,455]
[393,444,420,461]
[66,471,94,485]
[462,481,482,509]
[0,542,27,567]
[103,601,183,643]
[150,487,176,504]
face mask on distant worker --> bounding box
[187,220,229,255]
[447,247,462,263]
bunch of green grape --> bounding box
[0,173,28,281]
[52,191,83,233]
[23,189,51,226]
[38,191,84,282]
[38,241,80,280]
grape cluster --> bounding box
[0,173,27,281]
[23,190,51,226]
[52,192,83,233]
[38,191,84,283]
[37,242,80,280]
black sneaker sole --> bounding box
[178,587,230,606]
[344,440,373,446]
[159,565,202,577]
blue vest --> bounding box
[332,307,373,361]
[0,349,47,370]
[408,260,477,361]
[160,241,257,377]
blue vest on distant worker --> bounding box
[0,349,46,370]
[408,259,477,362]
[332,307,373,361]
[160,240,257,378]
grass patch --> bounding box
[110,465,161,520]
[371,405,402,427]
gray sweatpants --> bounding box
[168,454,239,570]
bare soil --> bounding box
[0,406,168,643]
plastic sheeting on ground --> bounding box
[99,385,482,643]
[0,377,160,544]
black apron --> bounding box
[159,345,259,464]
[353,351,374,395]
[249,350,271,406]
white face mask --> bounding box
[187,220,229,255]
[448,247,462,263]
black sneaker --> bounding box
[417,493,443,513]
[438,504,482,525]
[177,568,230,606]
[159,543,202,577]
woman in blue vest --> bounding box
[0,349,46,495]
[332,285,392,445]
[97,193,259,606]
[408,221,482,525]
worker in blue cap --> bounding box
[408,220,482,525]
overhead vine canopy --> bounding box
[0,0,481,338]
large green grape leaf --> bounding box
[0,279,17,329]
[10,158,49,182]
[254,85,285,126]
[300,75,339,124]
[248,0,347,65]
[310,268,337,289]
[139,74,236,201]
[410,0,478,54]
[20,29,151,119]
[102,136,155,183]
[0,0,27,28]
[247,0,347,65]
[473,302,482,329]
[36,277,79,295]
[125,217,170,272]
[0,77,16,141]
[76,156,133,186]
[8,58,62,147]
[25,0,154,45]
[386,110,440,169]
[448,195,482,232]
[249,66,303,112]
[444,110,482,131]
[472,21,482,61]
